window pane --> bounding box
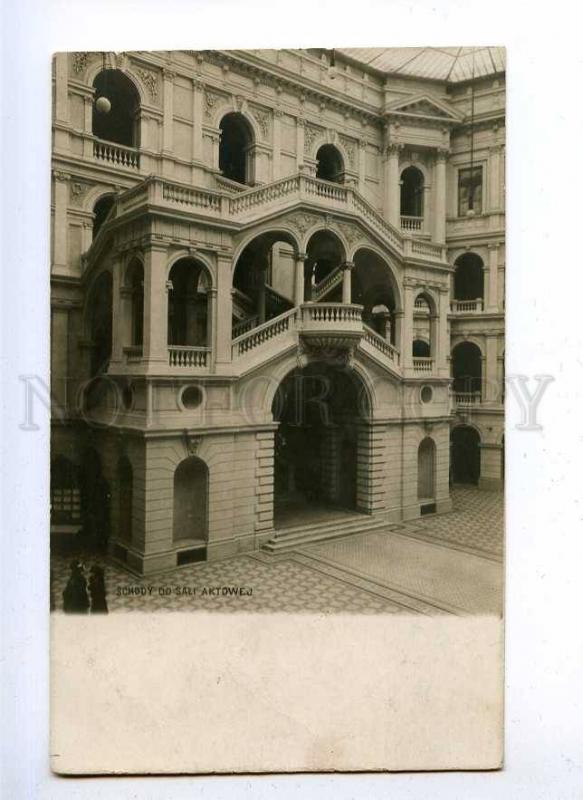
[458,167,483,215]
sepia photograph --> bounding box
[50,47,505,620]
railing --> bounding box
[266,285,293,316]
[123,345,143,362]
[231,287,254,316]
[94,140,139,169]
[408,239,444,260]
[229,175,301,214]
[450,298,484,313]
[454,391,482,406]
[313,266,343,301]
[413,357,434,373]
[162,182,222,212]
[232,316,258,338]
[232,308,298,357]
[168,346,210,368]
[352,192,403,252]
[401,215,424,232]
[414,298,430,312]
[301,303,362,325]
[304,177,348,203]
[363,324,400,364]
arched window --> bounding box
[451,426,481,485]
[305,230,346,302]
[400,166,424,218]
[173,457,209,542]
[167,259,211,347]
[126,259,144,347]
[92,70,140,147]
[117,456,133,544]
[92,194,115,240]
[412,293,435,359]
[417,437,436,500]
[413,339,431,357]
[452,341,482,397]
[352,248,401,348]
[454,253,484,301]
[219,113,254,185]
[51,456,81,524]
[316,144,344,183]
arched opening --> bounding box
[126,259,144,347]
[232,232,296,333]
[92,194,115,240]
[417,437,436,501]
[352,248,400,347]
[452,341,482,397]
[87,271,113,377]
[272,362,370,527]
[51,456,81,525]
[413,339,431,357]
[173,457,209,543]
[219,112,254,185]
[316,144,344,183]
[167,259,211,348]
[79,447,111,552]
[451,425,481,485]
[117,456,133,544]
[305,230,346,303]
[400,166,424,218]
[454,253,484,301]
[412,293,435,359]
[92,69,140,147]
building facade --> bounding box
[50,48,505,575]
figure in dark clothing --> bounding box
[62,561,90,614]
[88,565,108,614]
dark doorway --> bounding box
[452,341,482,395]
[454,253,484,301]
[92,70,140,147]
[451,426,481,485]
[219,113,253,184]
[400,166,424,217]
[272,363,367,526]
[79,447,111,552]
[173,457,208,542]
[316,144,344,183]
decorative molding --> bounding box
[304,123,323,154]
[53,170,71,183]
[339,134,357,168]
[71,52,90,75]
[251,106,271,139]
[69,180,94,207]
[204,89,227,120]
[183,431,203,456]
[287,211,320,234]
[336,222,362,247]
[138,68,159,101]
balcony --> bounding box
[413,357,433,373]
[168,346,210,368]
[450,299,484,314]
[400,215,424,233]
[453,391,482,407]
[93,139,140,170]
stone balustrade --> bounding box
[450,298,484,313]
[93,139,140,169]
[231,308,298,357]
[413,357,434,373]
[168,346,210,368]
[362,324,400,365]
[313,267,343,301]
[454,391,482,406]
[400,215,424,232]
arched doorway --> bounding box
[79,447,111,552]
[173,457,209,543]
[272,362,369,527]
[452,341,482,398]
[305,230,346,303]
[352,248,401,347]
[454,253,484,302]
[117,456,133,544]
[451,425,481,485]
[219,112,254,185]
[167,259,211,347]
[316,144,344,183]
[92,70,140,147]
[400,166,424,218]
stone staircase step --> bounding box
[263,515,389,552]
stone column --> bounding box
[436,288,450,377]
[53,171,70,272]
[296,118,305,170]
[162,69,175,157]
[110,253,124,366]
[402,283,415,370]
[484,333,500,403]
[272,109,283,179]
[215,253,233,366]
[192,79,204,163]
[341,261,355,304]
[489,145,503,212]
[384,144,401,227]
[434,148,448,243]
[487,243,499,312]
[207,287,217,363]
[82,93,94,157]
[143,243,168,367]
[294,252,307,307]
[358,138,367,194]
[377,311,392,341]
[393,310,403,355]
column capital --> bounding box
[295,252,308,262]
[341,260,355,271]
[163,69,176,82]
[436,147,450,162]
[385,142,403,158]
[53,170,71,183]
[487,242,500,251]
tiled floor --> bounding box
[51,487,503,616]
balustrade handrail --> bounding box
[313,266,343,300]
[413,357,434,371]
[450,298,484,312]
[232,307,299,347]
[94,139,140,169]
[362,323,400,363]
[168,345,211,351]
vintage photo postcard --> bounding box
[50,46,505,773]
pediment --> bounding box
[386,94,462,122]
